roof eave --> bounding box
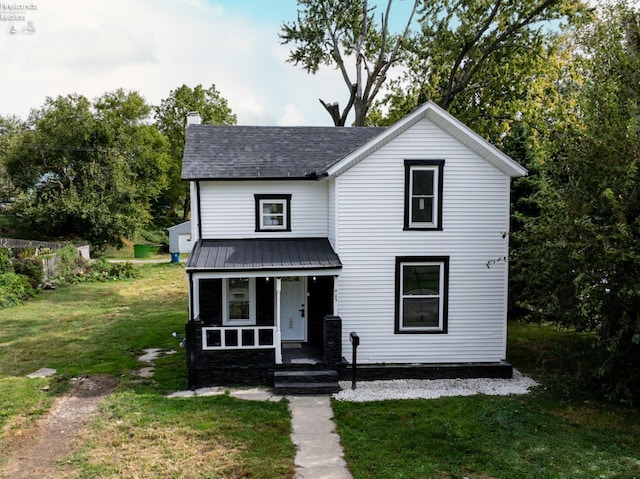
[324,101,528,179]
[186,264,343,273]
[180,175,322,182]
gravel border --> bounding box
[333,370,538,402]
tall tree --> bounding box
[513,1,640,402]
[5,90,171,249]
[372,0,585,138]
[0,115,25,203]
[280,0,418,126]
[154,84,236,220]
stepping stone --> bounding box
[138,348,162,363]
[27,368,56,378]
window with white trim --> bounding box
[404,160,444,230]
[223,277,256,325]
[395,257,449,333]
[255,194,291,232]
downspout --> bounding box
[188,272,194,321]
[186,271,197,389]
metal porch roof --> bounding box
[186,238,342,272]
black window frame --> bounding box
[255,194,292,232]
[394,256,449,334]
[404,160,444,230]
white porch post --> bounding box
[275,277,282,364]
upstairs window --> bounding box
[255,194,291,232]
[404,160,444,230]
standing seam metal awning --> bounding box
[186,238,342,272]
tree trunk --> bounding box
[182,193,191,220]
[354,99,368,127]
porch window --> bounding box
[404,160,444,230]
[255,194,292,232]
[224,278,256,325]
[395,257,449,333]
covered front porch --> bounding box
[184,238,343,388]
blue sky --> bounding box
[0,0,417,126]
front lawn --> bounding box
[66,392,294,478]
[332,322,640,479]
[2,263,639,478]
[0,264,295,478]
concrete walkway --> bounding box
[289,395,353,479]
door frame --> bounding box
[280,276,307,342]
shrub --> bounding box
[57,258,141,284]
[94,260,140,280]
[0,272,36,308]
[0,249,13,274]
[16,247,36,259]
[13,258,44,286]
[54,245,84,280]
[140,228,168,247]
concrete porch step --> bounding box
[274,369,340,395]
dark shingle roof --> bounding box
[181,125,385,180]
[186,238,342,272]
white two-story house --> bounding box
[181,102,527,390]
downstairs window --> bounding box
[395,257,449,333]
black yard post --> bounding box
[349,332,359,390]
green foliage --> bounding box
[371,0,586,139]
[12,257,44,286]
[153,84,236,221]
[280,0,418,125]
[54,245,84,279]
[16,247,35,258]
[139,228,168,247]
[512,2,640,403]
[4,90,171,249]
[0,248,13,274]
[0,115,24,202]
[88,259,141,281]
[54,245,140,284]
[0,272,36,308]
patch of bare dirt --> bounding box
[1,375,118,479]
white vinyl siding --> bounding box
[334,117,511,364]
[328,178,336,247]
[198,180,329,239]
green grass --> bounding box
[0,263,295,478]
[65,393,294,478]
[332,322,640,479]
[3,264,640,478]
[0,263,188,382]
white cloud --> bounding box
[278,103,305,126]
[0,0,348,125]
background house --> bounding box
[168,220,193,255]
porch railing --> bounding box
[201,326,277,351]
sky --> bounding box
[0,0,416,126]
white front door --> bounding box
[280,277,306,341]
